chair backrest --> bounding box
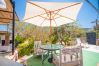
[60,46,82,66]
[34,41,42,55]
[34,41,42,50]
[76,38,81,44]
[76,38,82,46]
[34,41,42,53]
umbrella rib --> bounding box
[54,14,76,21]
[28,1,51,19]
[28,1,48,11]
[53,19,57,27]
[28,1,50,18]
[45,10,50,18]
[28,1,81,13]
[52,10,61,19]
[39,15,49,20]
[40,18,46,26]
[23,2,80,21]
[53,3,81,12]
[23,13,48,21]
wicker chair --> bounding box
[34,41,43,56]
[53,46,82,66]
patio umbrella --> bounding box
[23,0,82,33]
[23,1,83,63]
[0,0,6,9]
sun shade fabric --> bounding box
[0,0,6,9]
[0,0,18,24]
[23,1,82,27]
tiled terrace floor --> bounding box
[27,56,54,66]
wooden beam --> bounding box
[0,17,13,20]
[0,10,13,13]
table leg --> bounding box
[48,51,55,63]
[42,51,49,64]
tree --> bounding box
[49,28,58,44]
[14,21,50,43]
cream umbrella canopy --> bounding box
[23,1,82,33]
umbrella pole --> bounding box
[50,12,52,34]
[49,11,53,50]
[49,11,53,63]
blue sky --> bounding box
[0,0,98,31]
[0,25,7,31]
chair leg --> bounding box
[42,54,44,64]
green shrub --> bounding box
[17,38,34,57]
[15,35,24,44]
[63,34,72,46]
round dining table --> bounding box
[41,44,63,64]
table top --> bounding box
[41,44,63,51]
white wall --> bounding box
[0,35,5,40]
